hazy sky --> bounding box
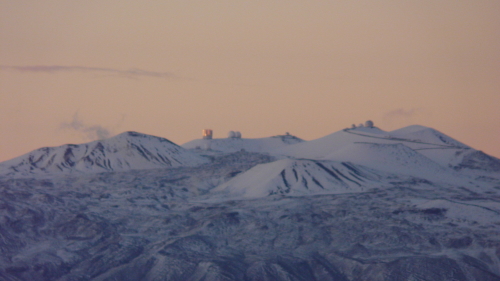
[1,1,499,161]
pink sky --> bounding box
[1,1,499,161]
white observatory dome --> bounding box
[228,131,236,138]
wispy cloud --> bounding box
[382,107,428,129]
[384,108,422,119]
[60,113,124,141]
[0,65,174,79]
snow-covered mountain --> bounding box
[1,125,500,280]
[212,158,387,198]
[273,125,469,159]
[0,131,208,177]
[388,125,468,148]
[273,125,500,175]
[182,133,304,153]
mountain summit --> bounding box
[182,133,304,153]
[273,125,499,174]
[0,131,208,177]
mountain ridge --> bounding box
[0,131,208,177]
[1,125,500,280]
[181,133,304,153]
[2,125,500,178]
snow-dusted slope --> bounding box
[388,125,469,148]
[1,124,500,280]
[413,199,500,225]
[273,125,500,174]
[0,131,208,177]
[213,158,387,198]
[451,149,500,172]
[325,142,454,180]
[274,125,467,159]
[386,126,500,172]
[182,134,303,153]
[272,127,389,160]
[2,167,500,280]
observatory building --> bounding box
[202,129,213,139]
[351,120,375,129]
[228,131,242,139]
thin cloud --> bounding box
[382,108,428,129]
[384,108,422,119]
[60,113,112,141]
[0,65,174,79]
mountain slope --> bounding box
[388,125,469,148]
[274,125,468,159]
[273,125,500,175]
[1,125,500,280]
[0,131,208,177]
[1,168,499,280]
[452,149,500,172]
[212,158,388,198]
[272,127,388,160]
[325,142,455,180]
